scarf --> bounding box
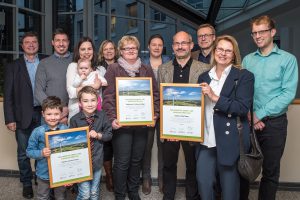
[117,57,141,77]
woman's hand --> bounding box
[112,119,122,130]
[91,74,102,89]
[200,83,219,102]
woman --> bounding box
[102,35,159,200]
[97,40,118,192]
[141,34,170,195]
[196,35,254,200]
[66,37,104,120]
[98,39,118,69]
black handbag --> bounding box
[237,109,264,183]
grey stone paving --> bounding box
[0,177,299,199]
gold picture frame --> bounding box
[160,83,204,142]
[45,127,93,188]
[116,77,155,126]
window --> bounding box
[127,2,137,29]
[153,9,166,22]
[111,9,116,33]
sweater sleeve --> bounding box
[66,62,79,99]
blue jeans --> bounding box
[257,114,287,200]
[195,145,239,200]
[16,109,41,186]
[77,169,102,200]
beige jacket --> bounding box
[157,58,211,84]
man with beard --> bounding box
[192,24,216,64]
[35,28,72,124]
[158,31,210,200]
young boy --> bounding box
[26,96,68,200]
[70,86,112,200]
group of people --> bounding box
[3,14,298,200]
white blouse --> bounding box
[202,65,232,148]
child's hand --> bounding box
[89,130,98,139]
[80,74,87,80]
[42,148,51,157]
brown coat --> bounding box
[102,62,160,122]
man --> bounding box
[158,31,210,200]
[3,32,47,199]
[191,23,216,64]
[35,28,72,124]
[243,15,298,200]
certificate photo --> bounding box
[116,77,154,126]
[160,83,204,142]
[45,127,93,188]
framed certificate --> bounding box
[160,83,204,142]
[45,127,93,188]
[116,77,155,126]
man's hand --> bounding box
[254,121,265,131]
[6,122,16,132]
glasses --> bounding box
[215,47,233,55]
[121,47,138,52]
[173,41,190,47]
[198,34,214,39]
[251,29,271,37]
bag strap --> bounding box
[235,70,262,157]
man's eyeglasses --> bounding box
[251,29,271,37]
[173,41,190,47]
[121,47,138,52]
[215,47,233,55]
[197,34,214,39]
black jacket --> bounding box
[69,110,112,170]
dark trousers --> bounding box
[142,121,163,180]
[195,145,239,200]
[15,109,41,186]
[257,114,287,200]
[112,127,148,200]
[103,140,113,161]
[162,140,199,200]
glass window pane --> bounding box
[149,22,176,57]
[17,0,42,12]
[94,15,107,49]
[1,0,13,4]
[0,6,14,51]
[150,8,176,23]
[56,0,83,12]
[0,54,14,97]
[111,17,145,54]
[181,23,197,45]
[57,13,83,51]
[112,0,144,18]
[18,10,42,52]
[94,0,107,13]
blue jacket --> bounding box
[26,123,68,180]
[142,55,171,67]
[197,67,254,166]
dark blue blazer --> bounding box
[198,67,254,166]
[3,54,47,129]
